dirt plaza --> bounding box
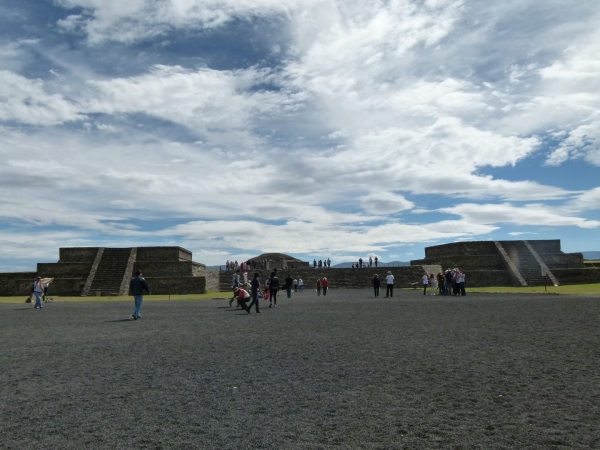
[1,289,599,449]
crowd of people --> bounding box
[421,268,466,296]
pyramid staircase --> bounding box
[498,241,554,286]
[88,248,134,295]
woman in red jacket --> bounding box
[321,277,329,296]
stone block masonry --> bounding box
[0,246,206,296]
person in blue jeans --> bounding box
[246,273,261,314]
[129,270,150,319]
[33,276,44,309]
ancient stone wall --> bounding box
[0,272,37,296]
[144,276,205,295]
[59,247,99,263]
[551,268,600,285]
[136,247,192,262]
[539,253,584,269]
[37,262,93,278]
[425,242,498,258]
[411,254,505,270]
[526,240,562,254]
[219,266,428,292]
[132,261,205,278]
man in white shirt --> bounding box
[422,273,429,295]
[385,271,394,297]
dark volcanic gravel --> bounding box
[1,290,599,449]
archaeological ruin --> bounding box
[410,239,600,287]
[1,240,598,296]
[0,247,206,296]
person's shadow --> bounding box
[105,318,136,322]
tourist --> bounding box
[429,274,436,295]
[318,259,322,268]
[313,259,317,268]
[437,272,445,295]
[385,271,394,297]
[322,277,329,296]
[298,278,304,291]
[374,256,378,267]
[225,260,230,270]
[359,257,363,268]
[129,270,150,320]
[243,271,248,284]
[452,268,459,295]
[422,273,429,295]
[229,269,241,306]
[293,278,298,292]
[246,273,261,314]
[32,276,44,309]
[285,274,293,298]
[369,256,373,267]
[372,274,380,297]
[269,271,280,307]
[444,269,452,296]
[316,278,322,296]
[457,269,466,296]
[327,258,331,268]
[233,287,250,309]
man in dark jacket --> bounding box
[284,274,293,298]
[129,270,150,320]
[269,271,280,307]
[246,272,261,314]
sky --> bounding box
[1,0,599,271]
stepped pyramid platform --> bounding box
[410,240,600,287]
[0,246,206,296]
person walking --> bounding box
[422,273,429,295]
[246,272,261,314]
[385,271,394,297]
[316,278,322,296]
[372,274,380,297]
[322,277,329,296]
[269,271,280,307]
[293,278,298,292]
[129,270,150,320]
[298,278,304,291]
[374,256,378,267]
[369,256,373,267]
[285,274,293,298]
[32,276,44,309]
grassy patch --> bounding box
[0,291,229,304]
[469,284,600,295]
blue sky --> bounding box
[1,0,599,271]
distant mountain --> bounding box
[332,261,410,268]
[582,251,600,260]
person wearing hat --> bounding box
[385,271,394,297]
[372,274,381,297]
[233,286,250,309]
[32,276,44,309]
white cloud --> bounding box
[0,71,84,125]
[441,203,600,229]
[359,192,414,214]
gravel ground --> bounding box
[1,289,599,449]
